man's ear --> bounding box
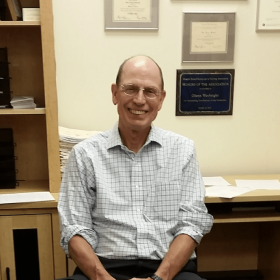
[111,83,118,105]
[157,90,166,111]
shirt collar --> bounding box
[107,122,163,150]
[107,123,123,149]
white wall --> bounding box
[52,0,280,176]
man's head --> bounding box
[111,56,166,134]
[116,55,164,90]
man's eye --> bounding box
[145,88,156,94]
[126,86,137,92]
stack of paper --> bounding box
[10,96,36,109]
[59,126,101,176]
[203,176,253,198]
[203,177,280,199]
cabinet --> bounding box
[0,0,66,279]
[197,175,280,280]
[0,206,67,280]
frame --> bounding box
[256,0,280,31]
[104,0,159,30]
[176,69,235,116]
[182,12,236,62]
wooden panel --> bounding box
[197,223,259,272]
[0,217,16,280]
[0,214,54,280]
[20,0,39,8]
[258,222,280,280]
[52,211,67,279]
[36,215,54,280]
[68,258,76,277]
[213,209,280,223]
[0,115,48,181]
[0,108,46,114]
[40,0,61,193]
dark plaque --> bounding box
[176,69,234,116]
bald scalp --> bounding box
[116,55,164,90]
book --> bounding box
[6,0,22,21]
[22,8,40,21]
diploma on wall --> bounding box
[6,0,22,21]
[256,0,280,30]
[190,22,228,54]
[113,0,151,22]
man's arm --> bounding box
[154,234,196,280]
[69,235,115,280]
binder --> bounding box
[0,128,17,188]
[0,48,11,108]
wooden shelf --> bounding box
[0,21,40,26]
[0,108,46,114]
[0,180,49,194]
[213,209,280,223]
[0,180,58,210]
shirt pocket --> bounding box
[144,181,181,222]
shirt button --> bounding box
[137,209,141,212]
[136,185,139,188]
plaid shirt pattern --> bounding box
[58,124,213,259]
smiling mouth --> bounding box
[129,109,147,115]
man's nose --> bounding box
[133,89,146,104]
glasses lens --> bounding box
[143,87,158,98]
[123,84,139,96]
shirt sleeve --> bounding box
[58,146,98,257]
[173,143,213,244]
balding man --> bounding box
[58,56,213,280]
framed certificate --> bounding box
[176,69,235,116]
[104,0,159,30]
[182,12,236,62]
[256,0,280,31]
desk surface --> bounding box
[205,174,280,203]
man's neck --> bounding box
[118,126,151,153]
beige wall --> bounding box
[52,0,280,176]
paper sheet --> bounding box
[205,186,253,198]
[203,176,231,186]
[0,192,55,205]
[235,180,280,190]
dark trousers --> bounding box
[57,257,206,280]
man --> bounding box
[58,55,213,280]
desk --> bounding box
[197,174,280,280]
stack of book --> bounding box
[10,96,36,109]
[59,126,101,176]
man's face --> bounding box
[112,57,166,133]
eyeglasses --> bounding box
[119,84,162,99]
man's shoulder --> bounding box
[73,129,110,151]
[154,126,194,146]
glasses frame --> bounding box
[118,84,162,99]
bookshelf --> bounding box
[0,0,60,194]
[0,0,66,279]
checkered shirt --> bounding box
[58,123,213,259]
